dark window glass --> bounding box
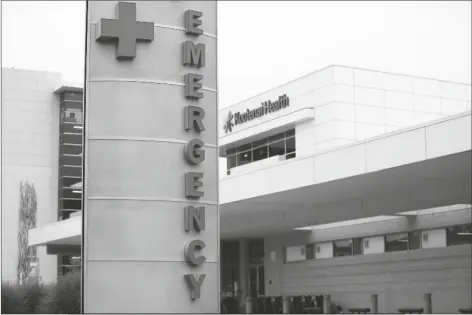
[268,132,285,143]
[269,140,285,157]
[70,112,76,119]
[353,238,362,255]
[227,148,237,156]
[409,231,421,250]
[385,233,408,252]
[306,244,315,259]
[286,152,296,160]
[334,239,353,257]
[237,150,252,166]
[227,155,237,170]
[286,129,295,137]
[252,138,267,149]
[286,137,295,154]
[253,146,268,162]
[237,144,251,153]
[258,265,265,296]
[447,224,472,246]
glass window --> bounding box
[286,129,295,137]
[286,152,296,160]
[306,244,315,260]
[227,148,237,156]
[333,239,353,257]
[253,146,268,162]
[268,132,285,143]
[385,233,409,252]
[352,238,362,255]
[447,224,472,246]
[237,150,252,166]
[252,138,267,149]
[269,140,285,157]
[237,144,251,153]
[409,231,421,250]
[286,137,295,154]
[285,245,306,263]
[224,128,296,169]
[227,155,237,170]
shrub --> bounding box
[1,282,25,314]
[22,281,48,313]
[40,272,81,314]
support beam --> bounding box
[239,238,249,312]
[47,244,81,255]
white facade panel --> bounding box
[333,66,354,86]
[1,68,61,284]
[413,94,441,113]
[355,105,386,124]
[315,242,333,259]
[353,69,387,90]
[425,114,472,159]
[365,128,426,172]
[421,228,447,249]
[385,91,414,110]
[385,108,415,127]
[439,81,468,100]
[413,78,440,97]
[354,87,385,107]
[414,111,442,125]
[355,123,386,141]
[441,99,468,116]
[363,236,385,254]
[315,102,355,125]
[314,144,366,183]
[384,73,414,93]
[286,245,307,263]
[333,85,355,104]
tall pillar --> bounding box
[239,238,249,311]
[424,293,432,314]
[370,294,379,314]
[82,1,218,313]
[323,295,331,314]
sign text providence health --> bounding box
[181,9,210,301]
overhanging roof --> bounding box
[28,111,472,245]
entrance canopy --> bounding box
[29,112,471,245]
[220,112,471,238]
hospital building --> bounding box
[1,65,471,313]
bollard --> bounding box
[424,293,432,314]
[245,296,253,314]
[323,295,331,314]
[370,294,379,314]
[283,296,291,314]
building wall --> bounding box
[264,208,472,313]
[219,66,472,168]
[1,68,61,284]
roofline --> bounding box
[222,64,471,110]
[54,85,84,94]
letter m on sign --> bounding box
[184,206,205,232]
[182,41,206,68]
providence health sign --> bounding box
[83,1,218,313]
[224,94,290,133]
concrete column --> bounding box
[82,1,218,313]
[323,295,331,314]
[424,293,432,314]
[239,239,249,311]
[245,296,253,314]
[370,294,379,314]
[283,296,291,314]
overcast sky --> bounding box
[2,1,471,108]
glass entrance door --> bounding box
[249,264,265,300]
